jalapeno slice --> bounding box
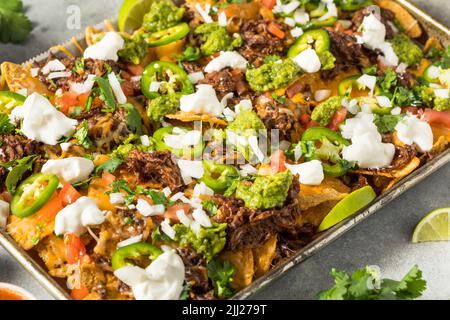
[153,126,204,158]
[111,242,163,270]
[306,2,328,18]
[199,161,241,193]
[301,127,350,177]
[338,0,373,11]
[145,23,190,48]
[0,91,26,113]
[302,16,338,31]
[11,173,60,218]
[287,29,330,58]
[141,60,194,99]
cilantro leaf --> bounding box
[5,155,37,194]
[0,112,15,134]
[95,76,117,112]
[378,69,397,93]
[95,157,123,174]
[202,200,218,216]
[318,265,426,300]
[73,120,93,149]
[207,259,235,298]
[0,3,32,44]
[122,103,142,135]
[373,114,403,134]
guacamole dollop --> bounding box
[236,171,293,210]
[390,34,423,66]
[246,59,301,93]
[118,33,148,65]
[194,22,243,56]
[147,93,181,122]
[434,96,450,111]
[142,0,185,33]
[311,96,343,126]
[174,223,227,261]
[319,51,336,71]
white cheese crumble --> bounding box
[192,207,212,228]
[108,72,127,104]
[136,199,165,217]
[195,3,213,23]
[42,59,66,75]
[117,235,143,248]
[177,160,204,185]
[293,48,322,73]
[109,193,125,205]
[188,72,205,84]
[0,200,10,228]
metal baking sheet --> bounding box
[0,0,449,300]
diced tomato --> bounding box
[70,285,89,300]
[420,109,450,128]
[270,150,287,173]
[64,233,86,265]
[261,0,276,10]
[127,64,145,76]
[101,171,116,186]
[267,22,285,39]
[34,193,64,225]
[327,108,348,131]
[306,120,320,128]
[59,183,81,206]
[300,113,311,126]
[165,204,191,222]
[55,91,90,115]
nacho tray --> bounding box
[0,0,449,300]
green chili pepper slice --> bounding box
[0,91,26,112]
[141,60,194,99]
[199,161,241,193]
[287,29,330,58]
[111,242,163,270]
[11,173,59,218]
[301,127,350,177]
[145,23,190,48]
[306,2,328,18]
[423,64,441,84]
[338,0,373,11]
[302,16,338,31]
[153,126,204,158]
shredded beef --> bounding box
[182,61,204,74]
[198,67,251,100]
[322,31,374,80]
[214,177,305,251]
[352,7,396,39]
[177,247,212,298]
[254,97,296,140]
[127,150,184,191]
[77,108,133,152]
[238,20,289,67]
[0,134,42,185]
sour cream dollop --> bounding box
[41,157,94,184]
[10,93,77,145]
[204,51,248,73]
[83,32,125,62]
[180,85,224,116]
[395,114,433,152]
[114,250,185,300]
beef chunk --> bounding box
[126,150,184,192]
[177,247,213,298]
[238,20,289,67]
[198,68,251,100]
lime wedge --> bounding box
[318,186,376,232]
[412,208,450,243]
[118,0,154,33]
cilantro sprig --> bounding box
[0,0,33,44]
[319,265,426,300]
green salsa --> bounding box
[142,0,185,33]
[235,171,293,210]
[194,22,243,56]
[118,33,148,65]
[390,34,423,66]
[246,59,301,93]
[147,93,181,122]
[311,96,344,126]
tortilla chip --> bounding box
[6,214,55,251]
[383,156,421,191]
[423,37,443,54]
[0,62,52,96]
[296,200,339,228]
[221,249,254,290]
[298,177,350,211]
[252,236,277,278]
[377,0,422,38]
[35,234,69,278]
[166,111,228,126]
[355,156,421,180]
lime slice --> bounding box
[412,208,450,243]
[118,0,154,33]
[318,186,376,232]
